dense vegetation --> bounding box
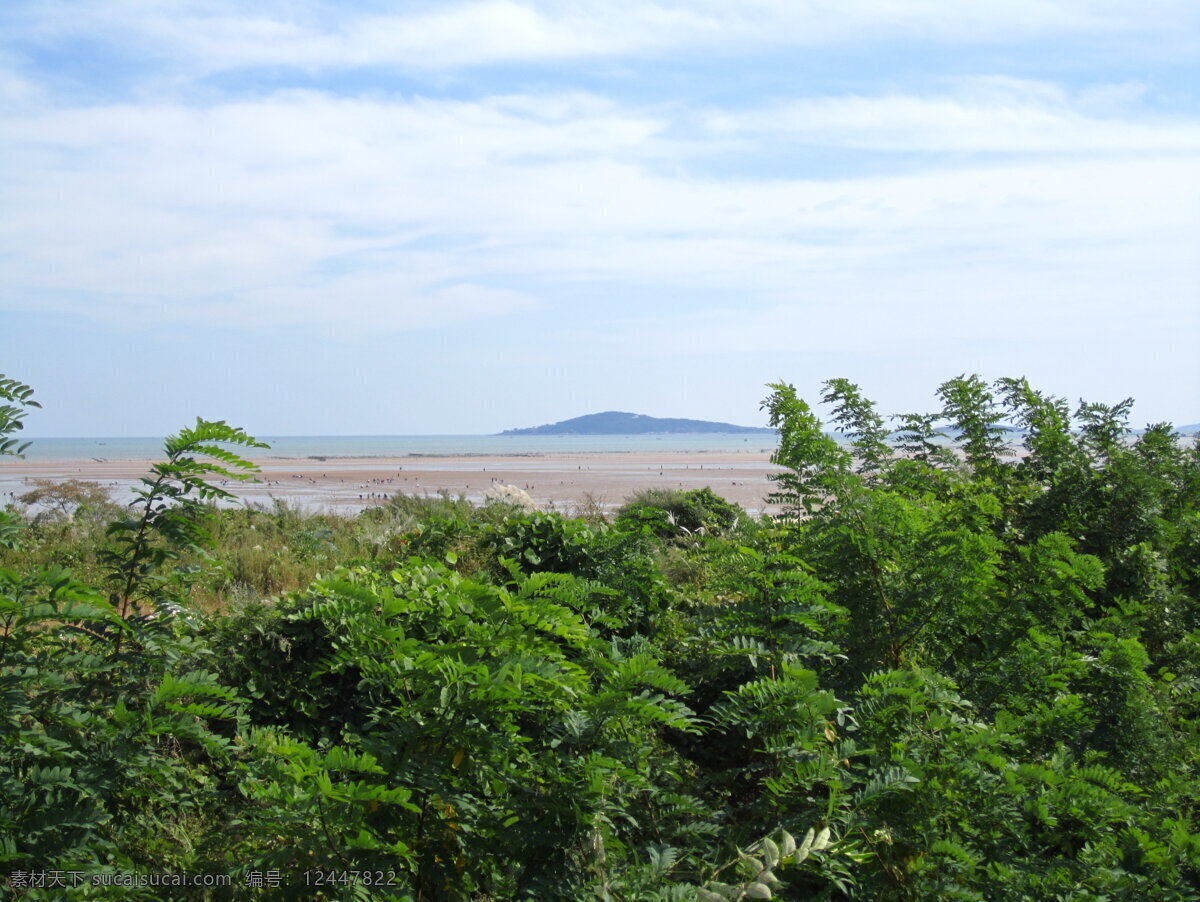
[2,373,1198,900]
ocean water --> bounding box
[16,432,781,462]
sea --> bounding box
[15,433,780,462]
[17,425,1195,464]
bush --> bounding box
[616,486,746,539]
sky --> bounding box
[2,0,1198,437]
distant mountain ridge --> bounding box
[499,411,775,436]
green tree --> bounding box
[0,374,41,549]
[99,419,266,623]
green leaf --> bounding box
[759,837,780,867]
[796,828,815,862]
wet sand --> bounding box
[1,451,783,515]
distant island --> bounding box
[499,411,776,436]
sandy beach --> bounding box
[1,451,783,516]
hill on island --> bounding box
[499,411,775,436]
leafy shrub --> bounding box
[210,559,703,898]
[17,479,119,525]
[4,373,1199,900]
[0,567,241,884]
[0,374,40,548]
[616,487,746,539]
[478,511,671,633]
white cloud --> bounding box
[0,66,39,105]
[699,79,1200,154]
[2,85,1197,345]
[3,1,1198,433]
[6,0,1200,76]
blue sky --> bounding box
[2,0,1198,436]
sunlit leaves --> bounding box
[0,374,40,458]
[2,371,1197,899]
[99,418,267,617]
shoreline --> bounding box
[1,451,784,515]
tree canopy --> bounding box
[2,373,1198,900]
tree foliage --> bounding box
[0,375,40,548]
[2,373,1198,900]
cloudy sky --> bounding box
[2,0,1198,436]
